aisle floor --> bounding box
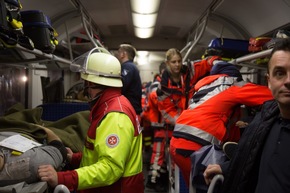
[143,150,168,193]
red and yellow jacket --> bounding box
[57,88,144,193]
[171,74,273,151]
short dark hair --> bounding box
[119,44,136,60]
[268,38,290,71]
[270,38,290,57]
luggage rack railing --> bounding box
[15,43,72,65]
[230,48,273,65]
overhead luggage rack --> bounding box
[15,43,72,65]
[231,48,272,64]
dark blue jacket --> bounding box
[121,60,142,115]
[222,100,279,193]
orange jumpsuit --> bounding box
[144,81,168,185]
[141,85,153,151]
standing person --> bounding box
[116,44,143,116]
[203,38,290,193]
[156,48,189,191]
[144,62,168,192]
[157,48,221,126]
[157,48,221,190]
[140,81,152,155]
[170,61,273,188]
[157,48,188,127]
[38,48,144,193]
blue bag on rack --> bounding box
[20,10,58,53]
[205,38,250,59]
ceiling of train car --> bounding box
[4,0,290,67]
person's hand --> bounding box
[66,147,73,163]
[203,164,222,185]
[38,165,58,188]
[236,120,249,128]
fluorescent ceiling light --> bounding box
[132,13,157,28]
[130,0,160,39]
[137,57,148,65]
[134,27,154,39]
[130,0,160,14]
[137,51,149,57]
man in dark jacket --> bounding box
[203,38,290,193]
[116,44,143,115]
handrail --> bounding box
[80,8,104,48]
[15,44,72,65]
[180,41,192,54]
[81,12,98,48]
[53,184,70,193]
[183,12,209,63]
[230,49,272,64]
[207,174,224,193]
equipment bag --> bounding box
[206,38,250,59]
[0,0,22,47]
[248,37,272,52]
[20,10,58,53]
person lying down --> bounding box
[0,125,67,187]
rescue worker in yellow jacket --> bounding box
[38,47,144,193]
[170,61,274,187]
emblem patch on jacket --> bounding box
[106,134,119,148]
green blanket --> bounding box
[0,103,90,152]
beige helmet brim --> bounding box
[81,73,122,87]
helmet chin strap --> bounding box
[87,88,106,108]
[88,90,104,108]
[83,82,107,99]
[89,90,103,101]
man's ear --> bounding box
[266,74,271,89]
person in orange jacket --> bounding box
[141,81,153,154]
[157,48,189,127]
[156,48,222,191]
[170,61,274,188]
[157,48,221,127]
[144,62,168,192]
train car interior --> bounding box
[1,0,290,192]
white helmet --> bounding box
[70,47,122,87]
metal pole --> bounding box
[183,13,209,63]
[15,44,72,65]
[231,49,272,64]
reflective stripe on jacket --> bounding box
[172,74,273,150]
[157,68,188,125]
[57,88,144,193]
[142,81,163,126]
[157,59,215,126]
